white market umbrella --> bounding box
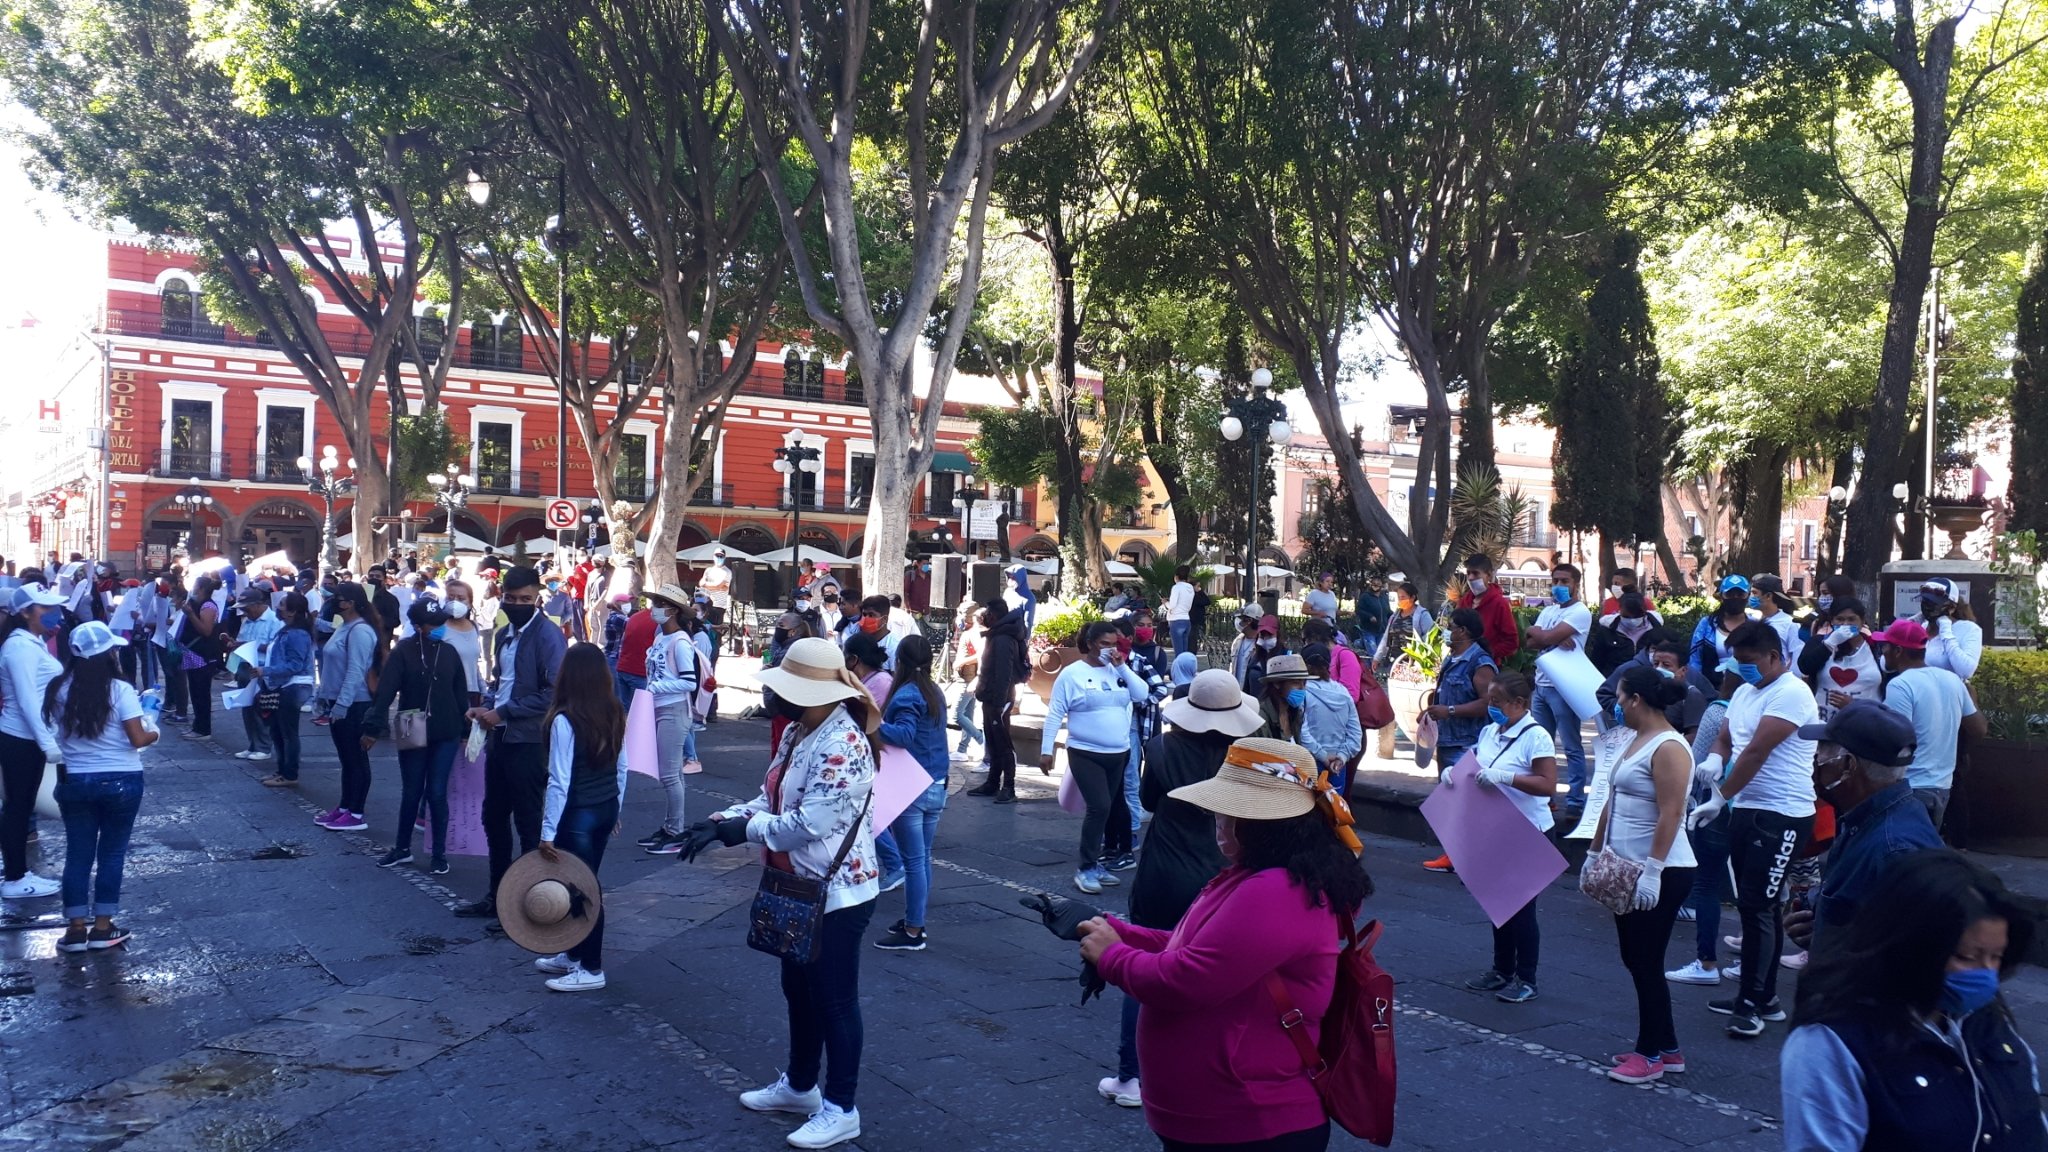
[186,556,232,578]
[1204,564,1237,576]
[678,541,755,563]
[246,550,299,575]
[1015,556,1061,575]
[752,544,852,566]
[1257,564,1296,579]
[1104,560,1139,578]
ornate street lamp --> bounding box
[773,444,825,577]
[297,445,356,584]
[1218,367,1290,598]
[172,483,214,558]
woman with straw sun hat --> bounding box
[1079,737,1372,1152]
[677,635,881,1150]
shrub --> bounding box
[1655,594,1715,643]
[1032,599,1103,649]
[1975,649,2048,745]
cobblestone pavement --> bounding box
[3,690,2044,1151]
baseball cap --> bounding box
[1717,574,1751,595]
[8,583,66,614]
[1873,618,1929,650]
[1919,577,1958,603]
[1798,700,1915,768]
[69,621,127,660]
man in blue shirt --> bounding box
[1784,701,1942,948]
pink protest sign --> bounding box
[441,737,490,857]
[1418,750,1567,928]
[626,689,662,780]
[869,747,934,834]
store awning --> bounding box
[931,450,973,475]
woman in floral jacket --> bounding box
[700,636,880,1150]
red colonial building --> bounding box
[14,234,1036,577]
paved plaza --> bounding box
[3,693,2044,1152]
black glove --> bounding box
[674,822,722,862]
[1019,893,1101,942]
[1079,962,1107,1006]
[714,816,753,847]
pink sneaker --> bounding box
[313,807,345,826]
[1608,1053,1665,1084]
[327,811,368,832]
[682,760,704,775]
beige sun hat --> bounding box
[756,635,880,730]
[1259,653,1312,682]
[495,849,603,955]
[646,583,693,608]
[1159,669,1265,737]
[1169,737,1320,821]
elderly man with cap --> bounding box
[1915,576,1984,680]
[1876,618,1984,831]
[457,564,568,929]
[1783,700,1940,950]
[232,586,282,762]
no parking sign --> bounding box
[544,499,577,531]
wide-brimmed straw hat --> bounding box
[1260,653,1312,682]
[757,636,880,729]
[1170,738,1321,821]
[496,849,603,954]
[646,583,693,608]
[1160,669,1264,736]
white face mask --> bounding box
[1257,636,1277,650]
[650,606,670,625]
[447,600,470,619]
[1609,584,1623,599]
[1467,577,1486,595]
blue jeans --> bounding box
[783,898,876,1110]
[396,739,460,857]
[1689,808,1732,964]
[952,688,983,755]
[1532,683,1586,801]
[1118,992,1141,1081]
[554,797,618,973]
[614,670,645,713]
[887,781,948,929]
[267,683,312,780]
[57,772,145,919]
[1169,619,1191,655]
[1124,724,1146,833]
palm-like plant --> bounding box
[1443,462,1532,596]
[1134,554,1214,604]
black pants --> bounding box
[1104,772,1134,858]
[328,701,373,813]
[1161,1121,1331,1152]
[783,898,876,1110]
[0,732,44,882]
[1614,866,1695,1057]
[555,796,618,973]
[483,734,548,898]
[1491,895,1540,984]
[1728,807,1812,1008]
[981,698,1016,790]
[187,665,215,736]
[1068,747,1127,868]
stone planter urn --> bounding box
[1029,641,1081,702]
[1387,656,1434,742]
[1927,502,1988,561]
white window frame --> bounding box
[844,437,875,510]
[780,429,827,510]
[253,388,317,481]
[157,380,226,459]
[619,418,658,498]
[468,405,525,481]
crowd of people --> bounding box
[0,541,2037,1152]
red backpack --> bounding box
[1264,917,1397,1147]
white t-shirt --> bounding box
[1758,610,1800,664]
[54,679,146,774]
[1476,715,1556,833]
[699,564,732,609]
[1724,673,1818,817]
[1532,601,1591,686]
[1302,588,1339,620]
[1604,730,1697,868]
[1812,640,1882,722]
[1885,666,1977,791]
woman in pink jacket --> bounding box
[1079,737,1372,1152]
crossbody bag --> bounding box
[745,759,873,965]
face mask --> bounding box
[650,606,669,625]
[1746,595,1762,611]
[1920,597,1947,618]
[1815,595,1833,614]
[1656,666,1676,680]
[860,616,883,634]
[38,609,63,630]
[545,582,561,593]
[1486,706,1510,727]
[502,603,537,628]
[1611,700,1627,726]
[1286,688,1307,709]
[1467,578,1486,595]
[447,600,470,619]
[824,596,838,606]
[1940,967,2001,1018]
[1734,661,1763,685]
[1257,636,1277,650]
[428,626,448,642]
[1551,585,1572,605]
[1133,627,1155,643]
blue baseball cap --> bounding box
[1717,574,1751,595]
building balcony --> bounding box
[462,344,526,373]
[152,450,234,481]
[106,308,384,359]
[472,469,543,497]
[613,476,654,502]
[691,482,735,507]
[256,457,307,483]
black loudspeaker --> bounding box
[730,559,756,607]
[969,561,1003,606]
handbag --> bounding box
[746,791,873,964]
[1264,918,1398,1146]
[1355,664,1394,731]
[393,639,435,751]
[1579,846,1646,916]
[254,688,281,720]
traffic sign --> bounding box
[544,499,578,530]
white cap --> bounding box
[69,620,127,659]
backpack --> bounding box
[1585,619,1638,676]
[1264,917,1397,1146]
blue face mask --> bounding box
[428,626,448,642]
[1612,700,1626,726]
[39,609,63,630]
[1747,595,1763,611]
[1286,689,1306,709]
[1734,662,1764,686]
[1551,585,1572,605]
[1940,967,2000,1017]
[1815,595,1833,614]
[1486,706,1510,727]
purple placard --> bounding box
[869,746,932,834]
[1418,750,1567,927]
[441,739,490,856]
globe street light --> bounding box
[1219,367,1291,598]
[427,464,476,554]
[773,444,825,584]
[466,169,492,207]
[299,445,356,584]
[172,483,214,559]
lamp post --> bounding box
[1822,484,1849,575]
[1218,367,1290,599]
[172,483,213,559]
[428,463,475,558]
[952,475,989,559]
[773,444,824,572]
[298,446,356,585]
[933,525,956,554]
[543,172,579,512]
[581,501,604,553]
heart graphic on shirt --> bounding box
[1828,667,1860,688]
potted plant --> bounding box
[1388,623,1445,741]
[1027,599,1102,699]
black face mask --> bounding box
[1920,597,1947,618]
[502,602,537,628]
[769,695,808,722]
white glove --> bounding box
[1633,858,1665,911]
[1692,753,1725,790]
[1688,791,1728,830]
[1438,766,1454,785]
[1478,766,1517,789]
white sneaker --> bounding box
[1781,950,1809,971]
[1074,869,1103,895]
[1665,960,1722,986]
[740,1073,822,1116]
[1723,933,1743,951]
[246,751,271,761]
[786,1102,861,1149]
[0,872,59,899]
[534,952,575,975]
[1724,961,1742,980]
[1097,1076,1142,1107]
[234,750,256,759]
[544,964,606,992]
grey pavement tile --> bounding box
[209,1020,363,1057]
[278,992,419,1029]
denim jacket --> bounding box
[878,684,949,782]
[1434,642,1497,750]
[260,627,315,688]
[1816,782,1944,936]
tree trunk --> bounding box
[1726,444,1790,577]
[1134,374,1199,561]
[349,462,391,572]
[1842,16,1958,576]
[642,364,705,594]
[859,371,917,599]
[1653,535,1689,595]
[1043,214,1106,592]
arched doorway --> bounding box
[239,498,324,567]
[141,495,229,569]
[675,521,711,552]
[1115,539,1159,566]
[722,524,779,559]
